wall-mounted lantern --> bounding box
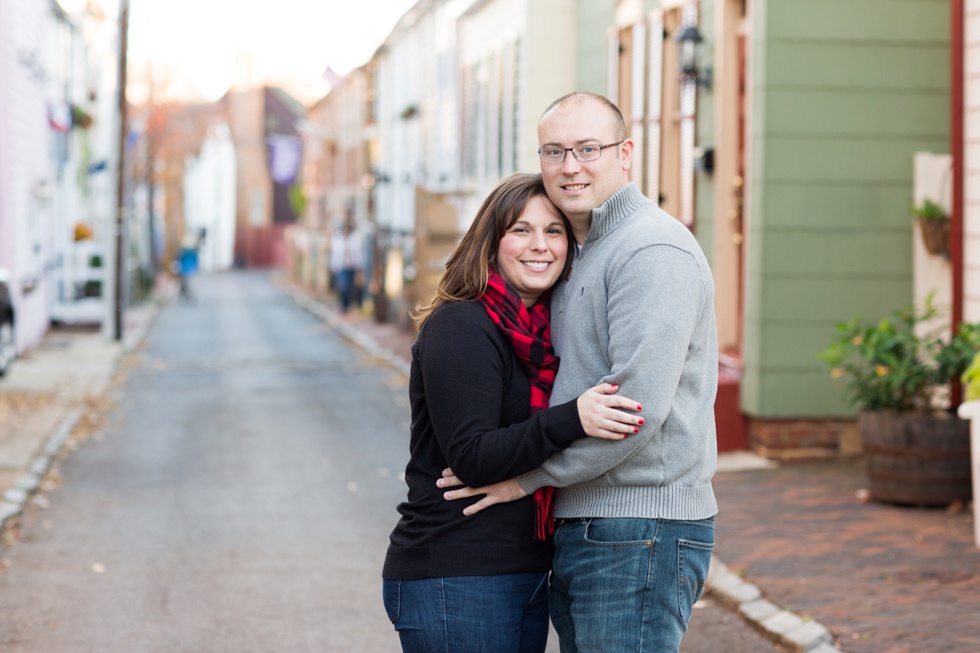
[693,146,714,175]
[674,25,712,90]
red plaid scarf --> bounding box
[479,270,559,540]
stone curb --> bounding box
[279,279,847,653]
[0,298,164,537]
[0,409,81,534]
[707,555,844,653]
[277,281,411,378]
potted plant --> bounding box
[819,295,979,506]
[70,104,94,130]
[912,198,950,258]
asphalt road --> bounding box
[0,271,781,652]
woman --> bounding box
[382,173,642,653]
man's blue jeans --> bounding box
[549,516,715,653]
[383,572,550,653]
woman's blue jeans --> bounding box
[383,572,550,653]
[549,516,715,653]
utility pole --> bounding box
[113,0,129,341]
[145,62,157,278]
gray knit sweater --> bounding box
[517,183,719,521]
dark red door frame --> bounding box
[952,0,964,405]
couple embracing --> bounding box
[383,92,719,653]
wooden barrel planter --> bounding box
[858,410,972,507]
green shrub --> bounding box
[819,295,980,412]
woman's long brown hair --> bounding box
[412,172,573,328]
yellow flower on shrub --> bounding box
[819,293,980,412]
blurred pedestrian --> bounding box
[174,232,200,303]
[382,172,642,653]
[330,216,365,313]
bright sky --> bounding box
[125,0,418,103]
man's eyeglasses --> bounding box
[537,141,624,164]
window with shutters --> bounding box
[461,36,520,185]
[608,5,701,230]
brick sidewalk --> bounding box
[712,459,980,652]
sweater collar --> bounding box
[585,183,647,243]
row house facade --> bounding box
[289,63,375,304]
[288,0,475,325]
[373,0,467,324]
[289,89,334,295]
[295,0,956,454]
[0,0,123,355]
[372,0,578,321]
[602,0,950,453]
[225,85,305,269]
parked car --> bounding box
[0,268,14,376]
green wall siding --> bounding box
[695,1,717,262]
[742,0,949,418]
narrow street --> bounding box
[0,271,780,652]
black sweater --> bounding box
[383,300,586,580]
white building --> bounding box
[183,122,237,271]
[456,0,577,219]
[1,0,56,348]
[373,0,579,240]
[369,0,578,321]
[48,1,119,326]
[372,0,475,321]
[0,0,119,334]
[0,0,116,342]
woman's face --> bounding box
[496,194,569,306]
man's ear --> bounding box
[619,139,635,172]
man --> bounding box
[443,92,718,652]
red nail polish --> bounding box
[636,405,642,411]
[638,419,644,425]
[633,427,639,433]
